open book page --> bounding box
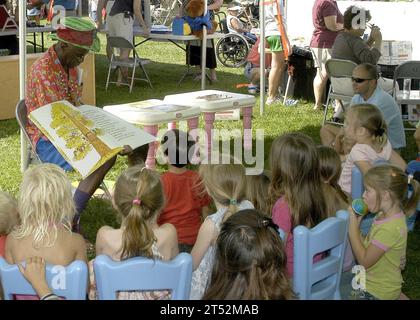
[117,99,191,113]
[29,100,156,178]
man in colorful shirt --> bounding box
[26,17,114,232]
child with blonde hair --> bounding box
[5,164,86,266]
[0,191,19,257]
[190,160,253,299]
[270,133,332,277]
[244,170,272,217]
[91,165,178,300]
[339,104,406,194]
[348,165,419,299]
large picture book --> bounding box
[29,100,156,178]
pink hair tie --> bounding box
[132,198,142,205]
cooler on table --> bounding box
[103,99,201,168]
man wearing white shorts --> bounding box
[97,0,149,84]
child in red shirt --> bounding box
[158,129,211,253]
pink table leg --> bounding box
[203,112,215,161]
[168,122,177,130]
[187,116,200,164]
[143,124,159,169]
[242,106,253,150]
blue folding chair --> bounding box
[293,210,350,300]
[0,257,88,300]
[93,253,193,300]
[278,227,286,242]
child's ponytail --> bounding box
[373,118,388,149]
[121,200,156,259]
[350,104,388,148]
[199,161,245,222]
[404,176,420,217]
[365,164,419,216]
[114,166,164,260]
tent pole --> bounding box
[201,1,208,90]
[19,1,28,172]
[259,0,265,115]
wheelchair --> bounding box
[214,13,257,68]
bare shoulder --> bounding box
[157,223,178,240]
[96,225,115,238]
[69,232,87,251]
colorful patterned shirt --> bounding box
[26,45,82,145]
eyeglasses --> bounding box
[351,77,373,83]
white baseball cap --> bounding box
[228,6,241,11]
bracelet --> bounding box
[40,293,59,300]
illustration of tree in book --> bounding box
[50,101,112,161]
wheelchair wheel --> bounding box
[216,34,250,68]
[246,18,260,29]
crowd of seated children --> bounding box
[1,122,418,300]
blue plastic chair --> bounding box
[93,253,193,300]
[278,227,286,242]
[0,257,88,300]
[293,210,350,300]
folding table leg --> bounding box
[203,112,215,162]
[187,117,200,164]
[242,107,253,150]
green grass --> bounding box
[1,32,419,299]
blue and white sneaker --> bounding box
[283,98,298,107]
[248,84,258,94]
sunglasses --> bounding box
[351,77,373,83]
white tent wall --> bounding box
[286,0,420,59]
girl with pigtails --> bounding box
[89,165,178,300]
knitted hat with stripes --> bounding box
[50,17,100,52]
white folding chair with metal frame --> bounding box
[323,59,358,126]
[105,36,153,93]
